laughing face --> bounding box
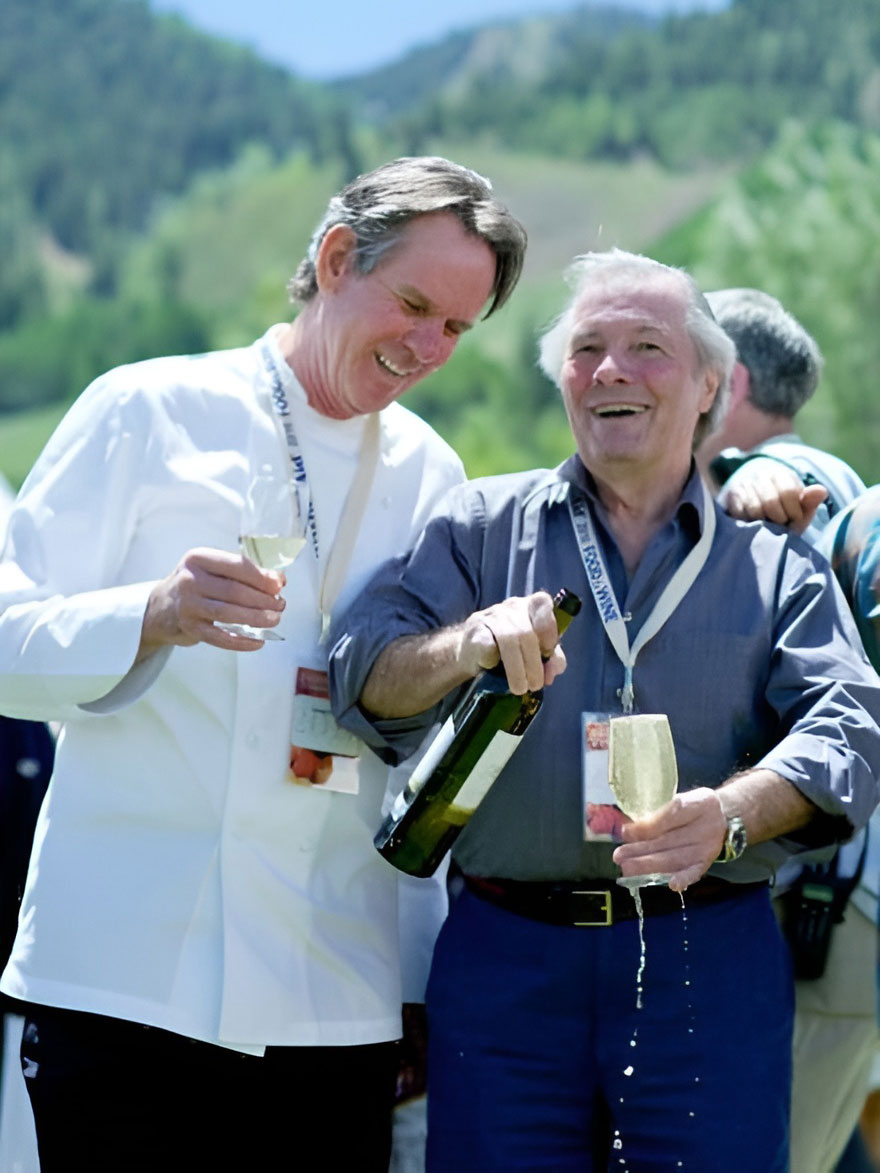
[560,272,718,489]
[298,211,498,420]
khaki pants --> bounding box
[783,902,878,1173]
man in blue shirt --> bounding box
[698,286,865,542]
[330,250,880,1171]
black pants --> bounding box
[22,1005,398,1171]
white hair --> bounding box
[538,249,736,446]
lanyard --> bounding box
[567,477,716,714]
[259,339,382,640]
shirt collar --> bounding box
[559,453,709,539]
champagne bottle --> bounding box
[374,588,581,876]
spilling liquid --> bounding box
[612,884,699,1171]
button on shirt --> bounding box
[0,329,463,1049]
[330,458,880,883]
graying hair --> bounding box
[538,249,736,448]
[705,288,823,419]
[288,156,527,318]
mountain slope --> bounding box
[0,0,350,325]
[333,5,652,121]
[346,0,880,170]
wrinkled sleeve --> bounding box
[757,538,880,839]
[329,483,487,765]
[0,378,162,721]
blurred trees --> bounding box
[369,0,880,170]
[3,0,880,485]
[0,296,210,413]
[0,0,357,306]
[655,120,880,480]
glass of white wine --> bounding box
[608,713,678,890]
[216,464,305,642]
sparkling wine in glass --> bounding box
[216,465,304,642]
[608,713,678,889]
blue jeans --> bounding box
[426,884,793,1172]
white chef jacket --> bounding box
[0,328,463,1050]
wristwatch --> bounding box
[716,814,748,863]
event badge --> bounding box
[581,711,628,843]
[289,667,361,794]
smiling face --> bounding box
[296,211,497,420]
[560,271,719,494]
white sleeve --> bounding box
[0,376,160,721]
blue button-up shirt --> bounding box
[330,458,880,883]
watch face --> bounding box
[728,816,747,859]
[718,815,747,862]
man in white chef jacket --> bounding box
[0,156,526,1172]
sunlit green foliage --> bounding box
[654,120,880,481]
[0,296,209,413]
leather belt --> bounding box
[464,874,768,927]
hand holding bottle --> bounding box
[361,590,569,720]
[373,588,581,876]
[458,590,568,695]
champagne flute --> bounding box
[608,713,678,889]
[216,464,305,642]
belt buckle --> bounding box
[570,888,613,927]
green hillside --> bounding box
[0,0,354,328]
[349,0,880,171]
[3,0,880,487]
[332,6,652,121]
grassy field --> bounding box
[432,143,735,283]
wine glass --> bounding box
[608,713,678,889]
[216,464,305,642]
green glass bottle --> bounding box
[374,588,581,876]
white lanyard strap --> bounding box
[260,341,382,637]
[567,478,716,713]
[261,341,314,554]
[317,413,381,635]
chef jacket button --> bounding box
[246,731,259,748]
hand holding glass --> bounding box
[608,714,678,889]
[216,466,305,642]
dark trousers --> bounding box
[21,1004,397,1171]
[427,884,794,1172]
